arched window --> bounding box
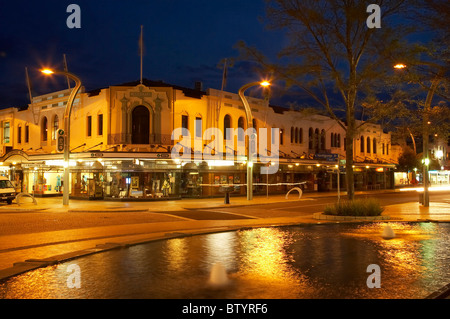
[360,136,365,153]
[52,115,59,140]
[41,116,48,141]
[320,129,326,150]
[224,115,231,140]
[314,128,320,151]
[238,117,245,141]
[132,105,150,144]
[373,138,377,154]
[367,136,371,153]
[17,125,22,144]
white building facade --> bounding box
[0,79,402,200]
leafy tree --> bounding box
[236,0,412,200]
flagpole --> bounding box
[25,67,33,104]
[217,58,227,125]
[140,25,143,84]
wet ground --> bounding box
[1,222,449,299]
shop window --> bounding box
[98,114,103,136]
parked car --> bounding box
[0,176,16,204]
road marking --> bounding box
[269,203,328,211]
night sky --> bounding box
[0,0,285,108]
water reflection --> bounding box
[0,223,449,299]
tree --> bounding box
[237,0,411,200]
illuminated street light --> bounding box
[41,68,82,205]
[393,62,441,207]
[393,63,406,69]
[238,80,271,200]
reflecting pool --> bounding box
[1,222,449,299]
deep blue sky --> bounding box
[0,0,286,108]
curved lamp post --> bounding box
[238,80,270,200]
[41,69,82,205]
[394,63,441,207]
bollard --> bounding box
[224,191,230,204]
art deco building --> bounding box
[0,79,401,200]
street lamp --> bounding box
[41,68,82,205]
[394,63,441,207]
[238,80,270,200]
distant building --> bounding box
[0,79,403,200]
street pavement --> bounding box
[0,188,449,287]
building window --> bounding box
[252,119,257,132]
[367,137,371,153]
[386,144,389,155]
[337,134,341,148]
[320,129,326,150]
[17,125,22,144]
[98,114,103,136]
[3,122,10,144]
[195,117,202,138]
[291,127,294,144]
[299,128,303,143]
[238,117,245,141]
[360,136,365,153]
[280,129,284,145]
[373,138,377,154]
[295,128,299,143]
[52,115,59,140]
[87,116,92,137]
[41,117,48,141]
[382,143,385,155]
[224,115,231,140]
[309,128,313,149]
[331,133,335,147]
[25,125,29,143]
